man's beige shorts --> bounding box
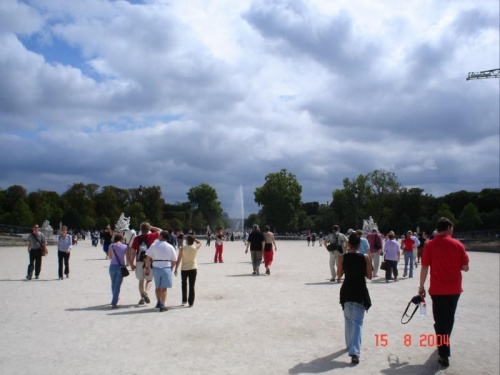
[135,261,153,281]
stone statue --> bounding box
[40,220,54,238]
[362,216,378,234]
[114,213,135,245]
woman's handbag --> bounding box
[112,245,129,277]
[380,259,387,271]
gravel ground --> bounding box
[0,239,498,375]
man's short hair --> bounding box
[436,217,453,232]
[140,222,151,233]
[160,230,170,241]
[252,224,259,230]
[333,225,339,231]
[186,235,195,245]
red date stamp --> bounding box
[375,334,450,347]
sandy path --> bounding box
[0,240,498,375]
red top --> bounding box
[402,238,415,251]
[131,231,159,250]
[421,235,469,295]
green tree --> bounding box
[95,186,130,226]
[245,213,261,229]
[3,185,28,214]
[10,200,34,227]
[187,184,223,229]
[254,169,302,232]
[457,203,482,231]
[61,183,98,228]
[432,203,457,228]
[190,211,206,232]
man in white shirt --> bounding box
[144,231,177,312]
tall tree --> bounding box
[457,203,482,231]
[254,169,302,232]
[187,184,223,229]
[61,183,98,229]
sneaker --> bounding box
[256,268,260,275]
[59,277,63,280]
[181,302,187,306]
[337,278,341,283]
[141,292,151,304]
[252,271,256,275]
[330,278,335,282]
[66,274,69,278]
[35,276,39,279]
[26,275,32,280]
[266,268,270,275]
[111,305,118,309]
[138,298,145,305]
[437,357,449,367]
[188,304,193,308]
[403,273,407,277]
[159,304,168,312]
[155,301,161,308]
[351,355,360,364]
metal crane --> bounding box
[466,69,500,80]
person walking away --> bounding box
[324,225,347,282]
[108,234,128,308]
[418,217,469,368]
[26,224,47,280]
[417,232,427,265]
[411,232,421,269]
[144,231,177,312]
[366,229,383,277]
[401,231,416,278]
[357,230,370,255]
[306,231,311,246]
[383,231,400,282]
[311,232,316,246]
[57,226,72,280]
[102,226,113,259]
[206,229,212,246]
[245,224,265,275]
[174,235,202,307]
[336,232,372,364]
[263,225,278,275]
[214,227,225,263]
[129,222,162,305]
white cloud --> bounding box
[0,0,498,216]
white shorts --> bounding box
[135,261,153,281]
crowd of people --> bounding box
[24,216,469,368]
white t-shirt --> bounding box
[146,241,177,268]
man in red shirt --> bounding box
[130,222,162,305]
[418,217,469,368]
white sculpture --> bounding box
[362,216,378,234]
[114,213,135,245]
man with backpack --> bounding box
[129,222,162,305]
[324,225,347,282]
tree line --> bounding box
[247,169,499,235]
[1,169,498,235]
[0,183,225,232]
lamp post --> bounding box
[137,185,143,230]
[353,189,359,229]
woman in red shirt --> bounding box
[401,231,415,278]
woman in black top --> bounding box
[337,232,373,364]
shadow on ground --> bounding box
[380,350,443,375]
[288,348,351,373]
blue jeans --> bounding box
[404,251,414,277]
[109,265,123,306]
[344,302,365,357]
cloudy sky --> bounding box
[1,0,499,218]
